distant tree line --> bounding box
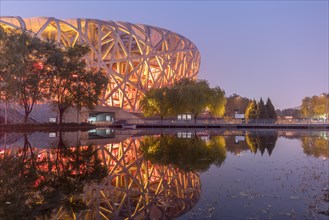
[141,81,328,122]
[222,93,329,121]
[0,27,108,124]
[276,93,329,119]
[276,108,301,118]
[140,79,226,123]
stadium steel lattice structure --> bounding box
[0,136,201,219]
[0,16,200,112]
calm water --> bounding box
[0,129,328,220]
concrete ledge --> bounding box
[132,123,329,130]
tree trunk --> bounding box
[58,130,64,147]
[59,109,64,125]
[24,113,29,124]
[24,104,31,124]
[194,114,198,124]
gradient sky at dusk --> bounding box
[1,1,328,109]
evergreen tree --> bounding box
[256,98,268,119]
[266,98,277,121]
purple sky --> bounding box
[1,1,328,109]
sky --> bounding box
[0,0,328,109]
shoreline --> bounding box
[0,123,97,132]
[133,123,329,130]
[0,122,328,132]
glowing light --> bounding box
[33,61,44,70]
[0,16,200,112]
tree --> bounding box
[300,94,329,118]
[208,86,226,118]
[47,44,108,124]
[245,100,257,121]
[0,27,10,124]
[301,136,329,158]
[0,135,108,219]
[172,79,212,123]
[140,135,226,172]
[311,94,328,118]
[266,98,277,121]
[225,94,250,117]
[140,78,226,123]
[0,27,6,98]
[245,131,278,156]
[301,96,313,118]
[256,98,268,119]
[277,108,301,118]
[140,87,171,122]
[0,27,8,97]
[0,28,52,123]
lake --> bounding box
[0,129,328,219]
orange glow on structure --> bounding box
[0,16,200,112]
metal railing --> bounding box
[110,117,329,126]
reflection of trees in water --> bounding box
[301,135,329,158]
[0,133,108,219]
[140,135,226,172]
[225,136,250,155]
[0,134,201,219]
[245,131,278,156]
[300,134,329,217]
[0,132,22,147]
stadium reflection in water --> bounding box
[0,129,328,219]
[0,130,201,219]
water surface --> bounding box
[0,129,328,219]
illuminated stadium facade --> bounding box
[0,16,200,112]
